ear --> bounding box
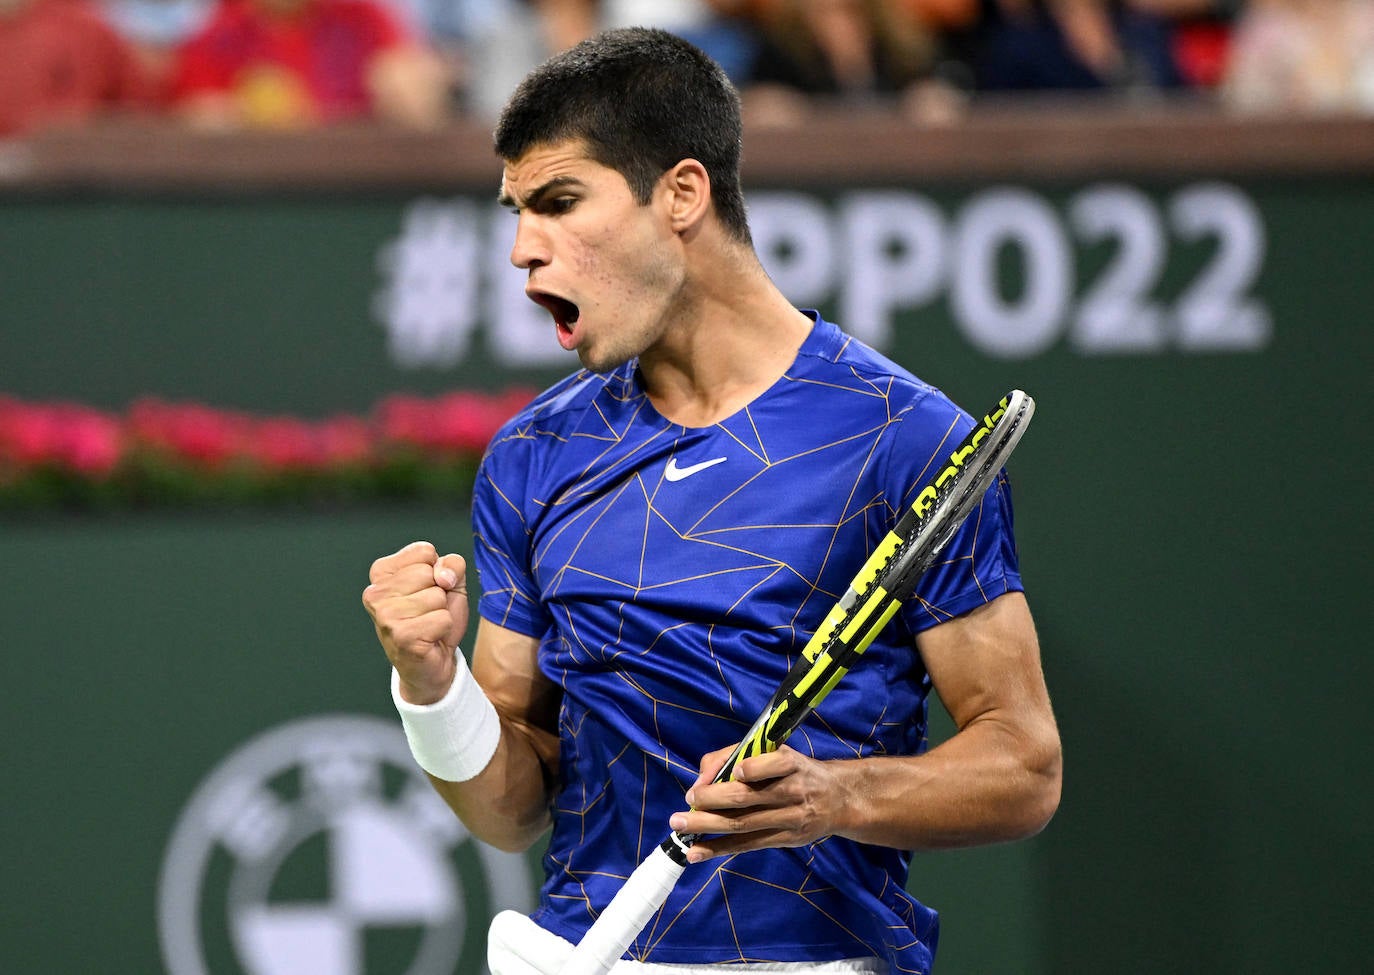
[661,159,712,234]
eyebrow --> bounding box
[497,175,583,212]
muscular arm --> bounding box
[363,542,560,853]
[838,590,1061,848]
[426,619,561,852]
[674,592,1061,859]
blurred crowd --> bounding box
[2,0,1373,138]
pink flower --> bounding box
[59,404,124,476]
[251,416,323,471]
[0,399,124,475]
[129,399,249,468]
[0,398,62,466]
[431,391,501,453]
[375,394,432,450]
[375,389,533,456]
[317,414,375,466]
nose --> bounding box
[509,214,549,270]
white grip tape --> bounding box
[560,846,687,975]
[391,647,500,782]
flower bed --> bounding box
[0,389,534,510]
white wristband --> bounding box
[391,647,501,782]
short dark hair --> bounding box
[494,27,752,244]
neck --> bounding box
[638,242,813,429]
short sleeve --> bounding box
[471,426,553,639]
[883,392,1024,634]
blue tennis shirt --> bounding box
[472,313,1022,971]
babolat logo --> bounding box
[158,714,534,975]
[912,397,1009,518]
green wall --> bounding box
[2,173,1369,973]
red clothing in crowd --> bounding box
[172,0,411,123]
[0,0,148,137]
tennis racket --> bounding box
[558,389,1036,975]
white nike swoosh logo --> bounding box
[664,456,727,482]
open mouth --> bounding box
[530,290,581,332]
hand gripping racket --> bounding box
[558,390,1036,975]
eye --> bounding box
[546,196,577,215]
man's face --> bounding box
[499,140,685,374]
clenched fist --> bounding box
[362,541,468,705]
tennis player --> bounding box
[363,27,1061,975]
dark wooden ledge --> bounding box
[2,98,1370,194]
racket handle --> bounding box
[559,843,687,975]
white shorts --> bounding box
[487,911,889,975]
